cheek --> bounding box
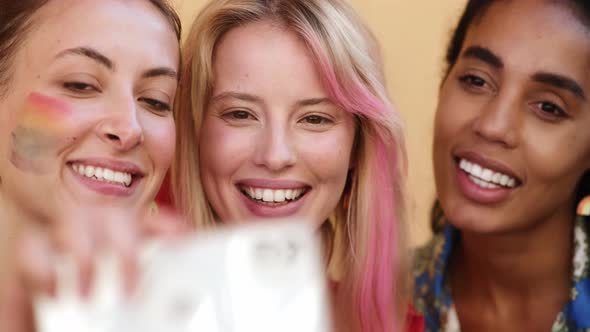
[522,126,590,182]
[9,93,85,174]
[142,115,176,171]
[199,118,253,178]
[298,128,354,186]
[434,92,467,141]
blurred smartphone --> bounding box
[35,220,331,332]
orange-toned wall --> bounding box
[171,0,467,246]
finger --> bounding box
[52,212,96,298]
[0,277,36,332]
[97,209,140,297]
[17,226,57,297]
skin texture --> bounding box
[433,1,590,331]
[199,20,357,227]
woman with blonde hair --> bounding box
[171,0,419,330]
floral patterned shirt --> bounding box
[413,218,590,332]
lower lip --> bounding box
[239,190,308,218]
[69,167,140,197]
[455,163,516,204]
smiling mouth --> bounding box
[238,185,309,206]
[70,162,141,188]
[458,158,521,189]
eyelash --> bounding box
[458,74,491,92]
[222,110,257,121]
[532,101,568,120]
[139,97,171,112]
[299,114,334,126]
[63,81,99,94]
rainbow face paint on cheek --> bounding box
[10,93,77,173]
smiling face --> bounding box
[199,20,357,227]
[0,0,179,221]
[433,0,590,234]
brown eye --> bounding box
[300,115,332,125]
[459,74,486,88]
[536,102,567,118]
[230,111,251,119]
[222,110,257,121]
[139,97,171,112]
[63,81,98,92]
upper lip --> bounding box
[68,158,145,177]
[454,150,522,183]
[236,179,310,189]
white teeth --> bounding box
[84,166,95,178]
[472,164,482,176]
[243,186,305,203]
[103,169,114,182]
[274,190,286,202]
[114,172,125,183]
[459,158,517,189]
[72,163,133,187]
[492,172,501,183]
[469,175,499,189]
[500,175,509,186]
[262,189,274,202]
[481,169,492,182]
[507,178,516,188]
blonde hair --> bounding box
[172,0,408,330]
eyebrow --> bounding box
[142,67,178,80]
[295,97,332,108]
[55,47,114,70]
[210,91,263,104]
[210,92,333,109]
[462,46,504,69]
[532,72,586,101]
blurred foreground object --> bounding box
[35,220,330,332]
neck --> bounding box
[451,210,573,314]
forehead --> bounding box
[463,0,590,80]
[212,21,325,96]
[22,0,178,69]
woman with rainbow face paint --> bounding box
[0,0,183,330]
[170,1,421,331]
[413,1,590,331]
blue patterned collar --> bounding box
[413,219,590,332]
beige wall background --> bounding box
[171,0,466,246]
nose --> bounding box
[254,123,296,171]
[471,92,520,148]
[96,98,144,151]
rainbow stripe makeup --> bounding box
[10,93,76,173]
[577,196,590,216]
